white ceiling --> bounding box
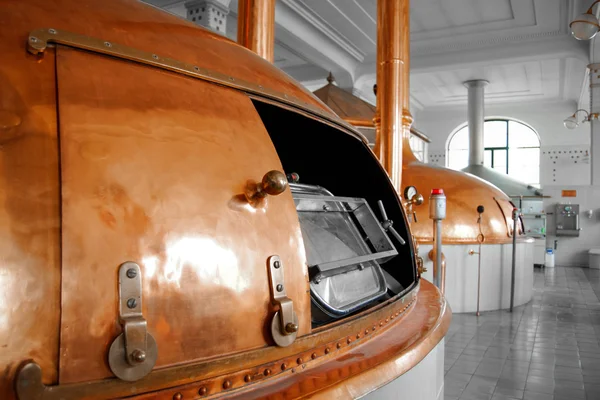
[146,0,590,113]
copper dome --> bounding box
[0,1,452,399]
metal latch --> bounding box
[268,255,298,347]
[377,200,406,245]
[108,262,158,381]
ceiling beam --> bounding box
[273,0,359,89]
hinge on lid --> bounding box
[108,262,158,381]
[268,255,298,347]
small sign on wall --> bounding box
[562,190,577,197]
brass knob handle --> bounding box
[245,170,288,205]
[405,193,424,208]
[412,194,424,206]
[261,170,288,196]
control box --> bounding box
[555,203,580,237]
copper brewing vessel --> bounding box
[402,141,521,244]
[0,1,450,399]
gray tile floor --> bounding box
[444,267,600,400]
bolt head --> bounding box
[273,260,280,269]
[285,322,298,333]
[276,284,283,292]
[131,349,146,363]
[126,268,137,278]
[127,298,137,309]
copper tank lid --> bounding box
[312,73,377,128]
[313,80,520,244]
[403,145,520,244]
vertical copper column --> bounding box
[375,0,412,189]
[237,0,276,63]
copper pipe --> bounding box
[587,0,600,13]
[237,0,276,63]
[375,0,411,189]
[344,117,377,128]
[428,249,446,294]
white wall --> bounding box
[414,101,587,157]
[414,100,600,267]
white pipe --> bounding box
[464,80,489,166]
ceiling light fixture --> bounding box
[570,0,600,40]
[563,109,599,129]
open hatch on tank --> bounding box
[290,182,402,321]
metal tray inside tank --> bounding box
[290,183,398,317]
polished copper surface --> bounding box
[6,0,330,115]
[237,0,276,62]
[312,76,519,244]
[1,0,448,398]
[13,282,451,399]
[223,281,450,400]
[313,76,377,126]
[0,7,61,398]
[375,0,412,189]
[55,46,310,383]
[403,142,520,244]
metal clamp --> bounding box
[108,262,158,381]
[267,255,298,347]
[376,200,406,245]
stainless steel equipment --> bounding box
[429,189,446,291]
[555,203,580,237]
[291,183,400,321]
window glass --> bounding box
[508,121,539,148]
[410,133,428,162]
[492,149,507,172]
[484,149,492,168]
[447,119,540,185]
[484,120,508,148]
[448,149,469,170]
[449,127,469,150]
[509,147,540,185]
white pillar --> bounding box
[464,80,489,166]
[185,0,231,35]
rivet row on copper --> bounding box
[157,294,417,399]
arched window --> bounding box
[447,119,540,186]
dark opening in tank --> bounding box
[252,100,418,327]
